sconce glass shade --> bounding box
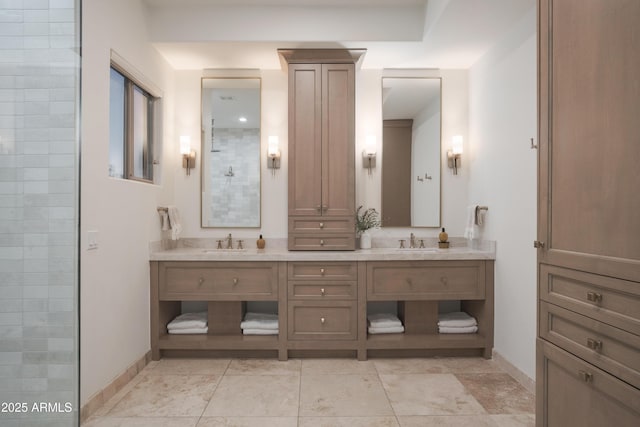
[452,135,463,154]
[179,135,191,155]
[267,135,281,172]
[364,135,376,155]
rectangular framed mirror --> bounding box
[201,77,261,228]
[381,77,441,227]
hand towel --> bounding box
[438,325,478,334]
[160,211,170,231]
[240,312,279,330]
[242,328,279,335]
[464,205,478,240]
[367,313,403,328]
[167,205,182,241]
[368,325,405,334]
[167,312,207,330]
[438,311,478,328]
[168,327,208,334]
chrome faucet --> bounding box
[410,233,416,249]
[226,233,233,249]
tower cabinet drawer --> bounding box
[539,264,640,335]
[540,301,640,389]
[288,234,355,251]
[158,261,278,301]
[288,262,357,281]
[289,216,354,233]
[367,261,485,300]
[288,301,357,340]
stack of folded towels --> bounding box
[167,312,208,334]
[241,312,279,335]
[367,313,405,334]
[438,311,478,334]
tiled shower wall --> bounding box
[206,128,260,227]
[0,1,80,426]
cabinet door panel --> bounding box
[322,64,355,217]
[289,64,322,216]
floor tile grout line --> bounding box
[374,360,402,426]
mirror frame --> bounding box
[381,75,442,228]
[200,76,262,228]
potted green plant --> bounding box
[355,206,380,249]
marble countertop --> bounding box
[149,238,495,262]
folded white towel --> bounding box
[368,325,405,334]
[167,205,182,241]
[438,311,477,328]
[168,327,208,334]
[438,325,478,334]
[464,205,479,240]
[367,313,402,328]
[242,328,279,335]
[167,312,207,330]
[240,312,279,330]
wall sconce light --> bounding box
[362,135,377,175]
[267,135,281,174]
[447,135,463,175]
[180,135,196,176]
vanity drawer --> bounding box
[288,282,357,300]
[540,264,640,335]
[288,262,357,281]
[288,301,357,340]
[367,261,485,300]
[540,301,640,389]
[158,261,278,301]
[288,234,355,251]
[289,216,354,233]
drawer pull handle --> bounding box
[587,292,603,303]
[320,240,325,246]
[440,276,448,285]
[405,278,413,286]
[578,370,593,383]
[587,338,603,351]
[319,222,324,229]
[232,278,239,285]
[198,277,204,285]
[320,317,325,324]
[320,268,325,275]
[320,288,325,296]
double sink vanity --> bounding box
[149,239,495,361]
[151,49,494,362]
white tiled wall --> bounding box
[0,0,80,425]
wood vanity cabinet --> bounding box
[281,49,364,251]
[536,1,640,425]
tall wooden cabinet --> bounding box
[280,49,365,251]
[537,0,640,425]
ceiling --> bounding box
[143,0,535,70]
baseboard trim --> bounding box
[493,350,535,394]
[80,350,151,423]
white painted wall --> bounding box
[81,0,176,405]
[468,7,537,379]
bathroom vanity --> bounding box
[149,243,494,361]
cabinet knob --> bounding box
[586,292,603,303]
[198,277,204,285]
[319,222,324,229]
[232,277,239,285]
[320,317,325,324]
[440,276,448,285]
[405,278,413,287]
[578,370,593,383]
[320,288,325,296]
[587,338,603,351]
[320,268,325,275]
[320,240,325,246]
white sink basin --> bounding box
[202,249,249,253]
[394,247,438,252]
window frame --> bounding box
[110,57,161,184]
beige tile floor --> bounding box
[83,357,535,427]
